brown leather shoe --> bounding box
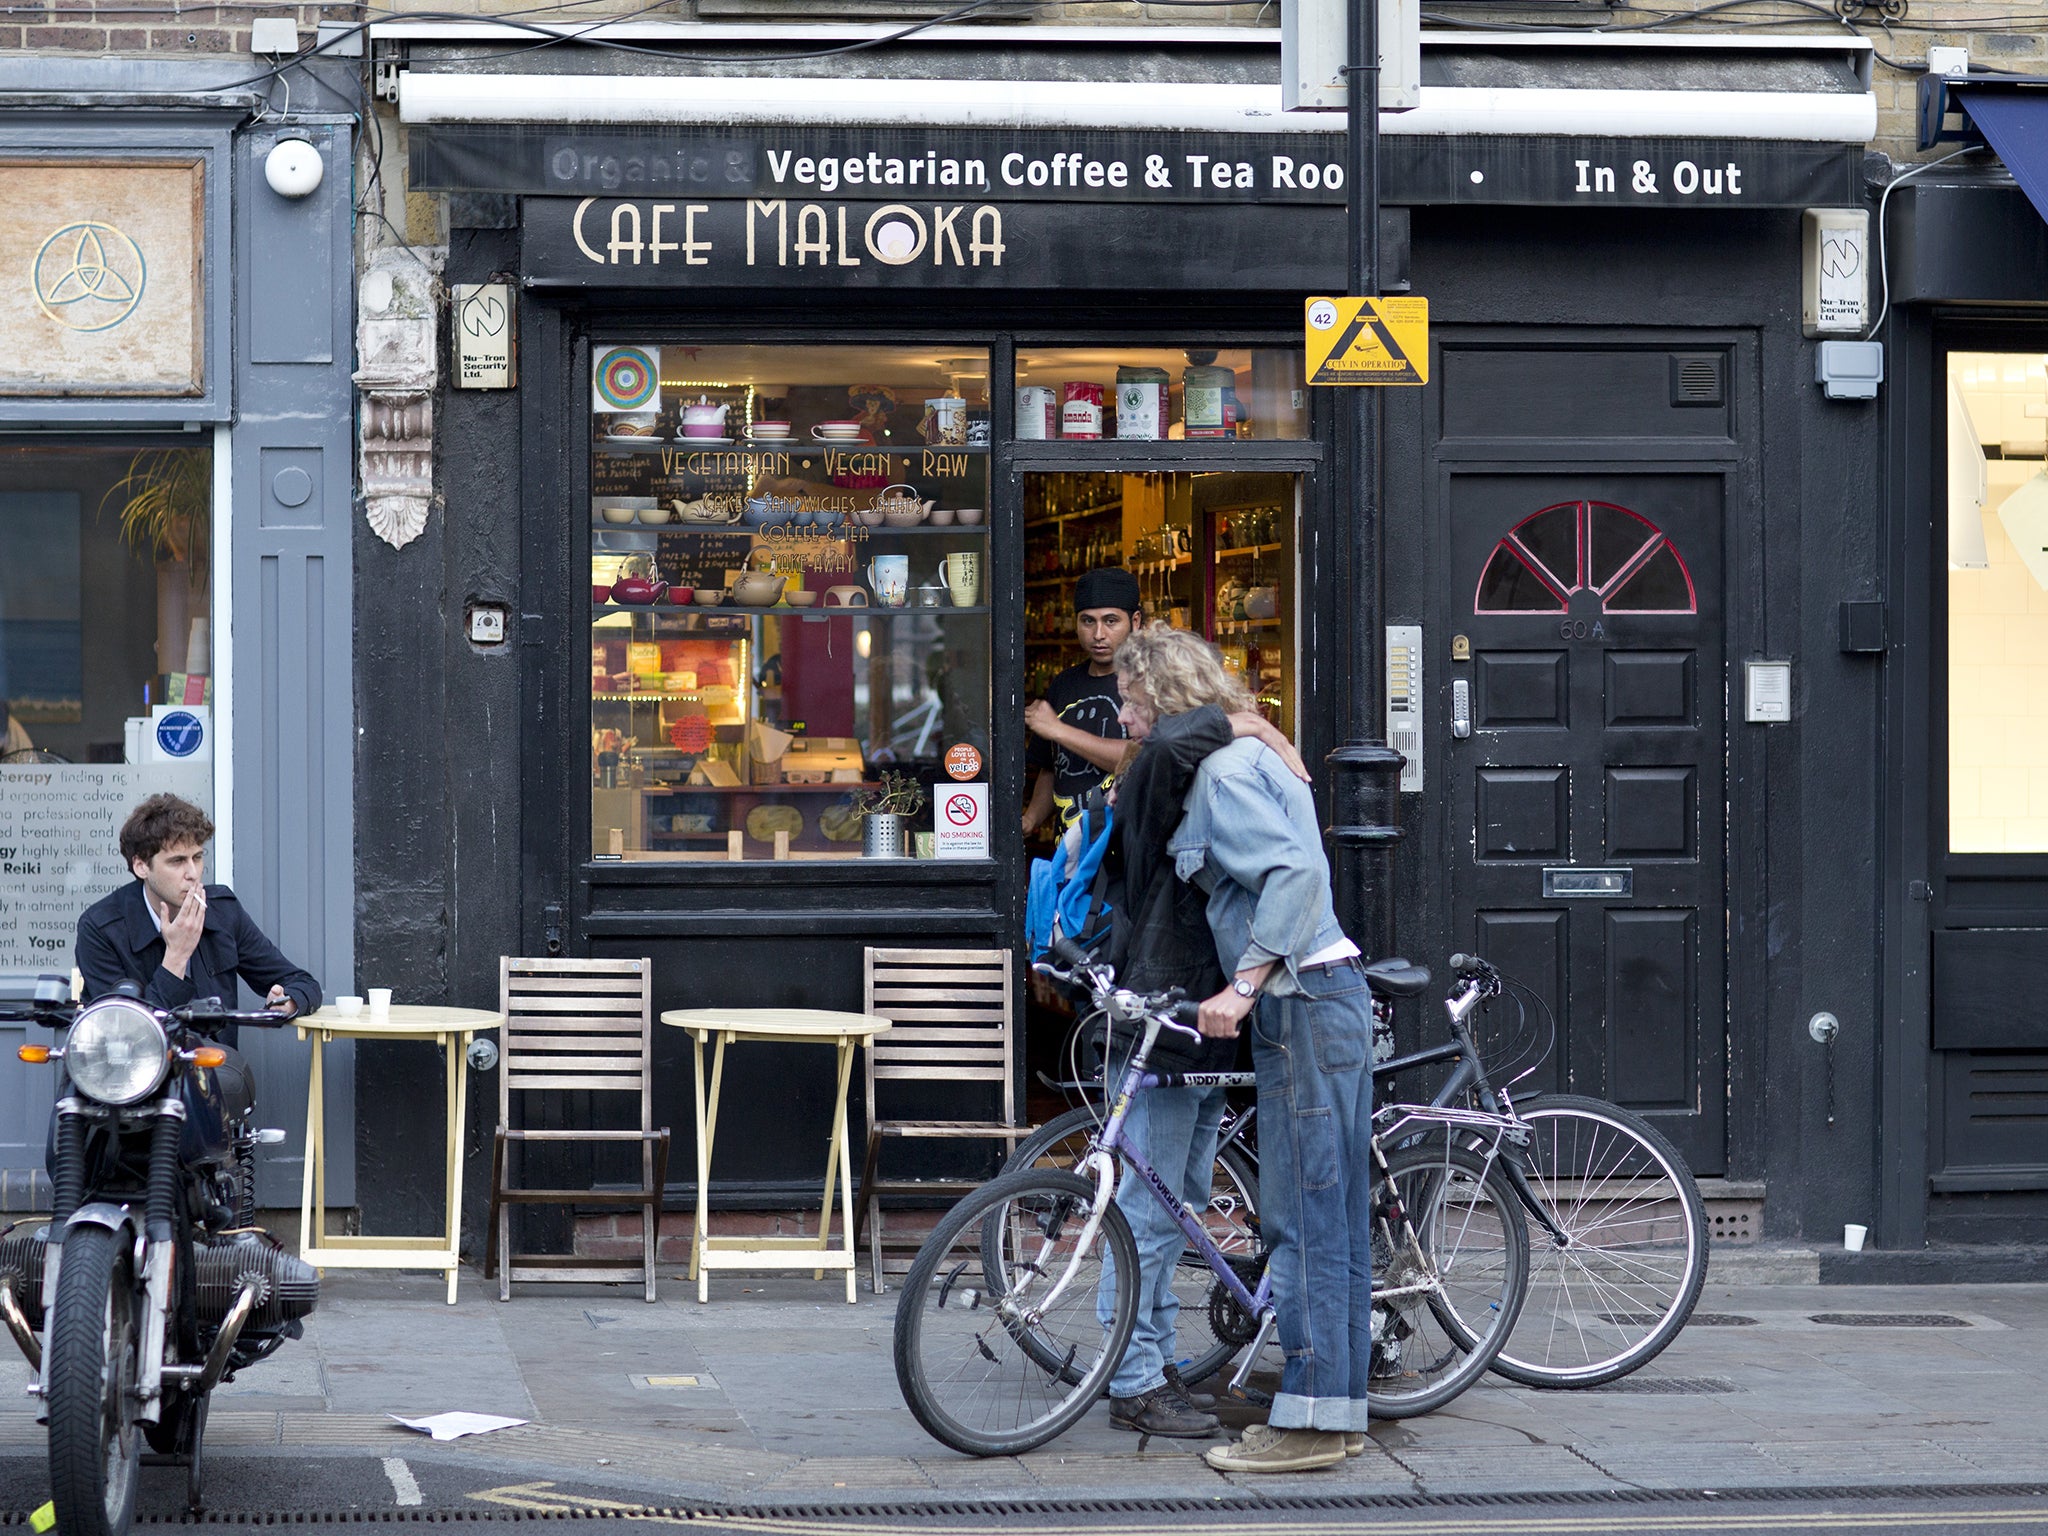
[1110,1387,1222,1438]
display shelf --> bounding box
[592,691,705,702]
[1023,499,1121,529]
[1133,555,1192,574]
[592,521,991,536]
[594,439,989,455]
[1215,543,1284,560]
[639,782,872,794]
[1214,617,1283,633]
[594,603,991,617]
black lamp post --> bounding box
[1326,0,1405,961]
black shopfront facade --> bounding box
[356,92,1894,1255]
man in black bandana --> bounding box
[1023,568,1142,835]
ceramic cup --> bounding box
[867,556,910,608]
[367,988,393,1014]
[939,551,982,608]
[927,506,957,526]
[955,507,985,526]
[334,996,364,1017]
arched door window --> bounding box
[1474,500,1697,616]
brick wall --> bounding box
[0,1,356,56]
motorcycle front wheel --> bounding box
[48,1225,144,1536]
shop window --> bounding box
[1475,500,1697,617]
[588,345,991,863]
[0,441,218,971]
[1014,347,1309,442]
[1946,350,2048,853]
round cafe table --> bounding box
[660,1009,891,1304]
[295,1005,502,1304]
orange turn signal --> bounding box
[16,1046,49,1064]
[190,1048,227,1069]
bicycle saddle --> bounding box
[1363,958,1433,997]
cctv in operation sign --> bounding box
[1306,296,1429,385]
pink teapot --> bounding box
[609,574,669,605]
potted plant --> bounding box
[100,448,212,675]
[852,771,927,859]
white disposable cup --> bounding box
[1843,1223,1868,1252]
[367,988,393,1014]
[334,996,364,1016]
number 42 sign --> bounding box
[1306,296,1429,386]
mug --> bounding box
[922,397,967,446]
[867,555,910,607]
[966,416,992,447]
[823,585,868,608]
[939,551,982,608]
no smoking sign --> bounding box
[933,782,990,859]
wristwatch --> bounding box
[1230,976,1259,1001]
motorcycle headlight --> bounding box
[65,999,169,1105]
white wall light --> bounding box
[264,138,324,198]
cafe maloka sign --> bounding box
[422,125,1860,210]
[522,196,1417,291]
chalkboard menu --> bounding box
[0,763,213,972]
[655,533,755,592]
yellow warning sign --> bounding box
[1305,296,1429,386]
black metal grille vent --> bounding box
[1811,1312,1971,1327]
[1670,353,1725,406]
[1581,1375,1740,1394]
[1604,1311,1758,1327]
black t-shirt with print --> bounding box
[1027,663,1125,828]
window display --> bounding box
[588,346,991,863]
[1014,346,1308,442]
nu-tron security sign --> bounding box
[1305,296,1429,385]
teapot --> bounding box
[680,396,730,439]
[670,496,741,525]
[729,547,788,608]
[610,574,670,605]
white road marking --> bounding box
[381,1456,422,1507]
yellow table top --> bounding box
[296,1005,502,1040]
[660,1008,891,1041]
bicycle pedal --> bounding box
[1225,1385,1272,1408]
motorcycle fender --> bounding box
[38,1206,159,1416]
[44,1202,141,1311]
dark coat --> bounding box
[1103,704,1239,1074]
[74,881,321,1044]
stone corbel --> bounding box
[354,246,445,550]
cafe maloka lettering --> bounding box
[569,196,1010,270]
[522,197,1359,292]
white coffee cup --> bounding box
[334,995,364,1016]
[1843,1223,1868,1252]
[367,988,393,1014]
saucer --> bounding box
[675,435,734,446]
[601,435,661,445]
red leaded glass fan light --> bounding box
[1474,501,1697,616]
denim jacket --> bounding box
[1167,738,1349,997]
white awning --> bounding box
[397,71,1876,142]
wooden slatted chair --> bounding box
[853,947,1026,1293]
[484,957,671,1301]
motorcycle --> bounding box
[0,974,319,1536]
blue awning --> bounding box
[1954,84,2048,226]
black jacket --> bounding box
[1103,704,1239,1074]
[75,882,321,1044]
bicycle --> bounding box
[1006,953,1710,1390]
[891,944,1530,1457]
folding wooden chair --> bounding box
[853,947,1028,1293]
[484,957,671,1301]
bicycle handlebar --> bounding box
[1033,948,1202,1042]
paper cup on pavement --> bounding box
[367,988,393,1014]
[1843,1223,1868,1252]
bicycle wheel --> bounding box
[1367,1140,1528,1419]
[1001,1106,1262,1390]
[894,1170,1138,1456]
[1487,1094,1709,1388]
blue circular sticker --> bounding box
[155,711,205,759]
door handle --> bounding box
[1451,678,1472,739]
[542,902,565,957]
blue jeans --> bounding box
[1249,961,1375,1431]
[1096,1081,1229,1399]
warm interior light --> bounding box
[15,1046,48,1064]
[190,1047,228,1068]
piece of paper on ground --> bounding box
[389,1411,529,1441]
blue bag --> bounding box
[1024,805,1116,961]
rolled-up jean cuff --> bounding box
[1269,1392,1370,1432]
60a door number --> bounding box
[1559,619,1608,641]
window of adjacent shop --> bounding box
[0,438,219,973]
[1946,351,2048,853]
[588,345,992,863]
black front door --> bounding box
[1444,473,1727,1174]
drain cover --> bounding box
[1583,1375,1739,1395]
[1603,1311,1758,1327]
[1810,1312,1971,1328]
